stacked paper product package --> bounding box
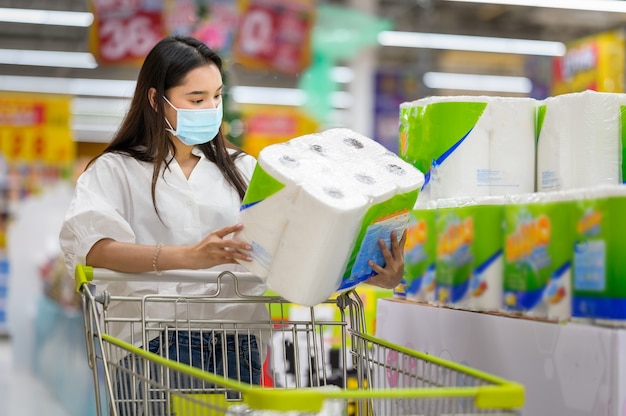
[399,95,535,312]
[398,89,626,324]
[536,90,626,192]
[235,128,425,307]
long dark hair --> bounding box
[91,35,248,217]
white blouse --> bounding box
[60,147,269,345]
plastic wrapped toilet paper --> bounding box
[236,139,334,278]
[400,95,536,199]
[236,128,425,306]
[503,190,579,321]
[400,98,434,202]
[571,185,626,326]
[536,90,626,191]
[435,196,505,311]
[266,180,370,307]
[403,200,437,304]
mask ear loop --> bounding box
[162,96,177,135]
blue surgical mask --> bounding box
[163,96,222,145]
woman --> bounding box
[59,35,405,397]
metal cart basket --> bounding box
[76,265,524,415]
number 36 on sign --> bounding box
[89,0,165,65]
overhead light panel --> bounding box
[0,77,351,107]
[231,86,307,106]
[378,31,566,56]
[423,72,532,94]
[0,8,94,27]
[331,66,355,83]
[0,75,136,97]
[0,49,97,69]
[230,86,352,108]
[442,0,626,13]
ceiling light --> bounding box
[230,86,353,108]
[0,8,94,27]
[330,66,355,83]
[442,0,626,13]
[230,86,307,106]
[0,75,136,97]
[378,31,566,56]
[423,72,532,93]
[0,49,97,69]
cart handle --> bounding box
[74,264,263,292]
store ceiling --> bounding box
[2,0,625,82]
[2,0,626,140]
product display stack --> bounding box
[385,89,626,416]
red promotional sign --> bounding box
[233,0,315,75]
[90,0,165,65]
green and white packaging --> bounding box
[536,90,626,191]
[435,196,505,311]
[403,200,437,303]
[503,191,578,321]
[572,185,626,326]
[400,96,536,200]
[237,128,424,306]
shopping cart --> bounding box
[76,265,524,415]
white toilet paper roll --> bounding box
[321,127,390,161]
[237,142,333,278]
[537,90,626,191]
[258,140,334,184]
[425,96,492,200]
[236,185,298,278]
[375,151,427,194]
[266,181,369,306]
[487,97,536,196]
[418,95,536,199]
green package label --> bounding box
[339,189,419,291]
[573,195,626,320]
[436,204,503,305]
[242,164,286,208]
[536,104,546,144]
[401,101,487,183]
[621,105,626,184]
[423,101,487,172]
[403,208,436,297]
[503,200,574,312]
[399,104,428,173]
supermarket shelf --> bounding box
[375,298,625,416]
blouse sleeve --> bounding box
[59,154,137,279]
[236,153,257,185]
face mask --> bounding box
[163,96,223,145]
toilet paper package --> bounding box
[572,185,626,326]
[503,191,578,321]
[435,196,505,311]
[237,128,425,306]
[536,90,626,191]
[400,96,536,199]
[399,98,433,177]
[236,136,333,278]
[403,201,437,304]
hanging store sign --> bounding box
[232,0,315,75]
[89,0,165,66]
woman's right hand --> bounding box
[187,223,253,269]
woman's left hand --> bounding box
[366,229,407,289]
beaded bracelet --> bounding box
[153,242,164,275]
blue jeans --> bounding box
[115,332,262,415]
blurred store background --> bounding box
[2,1,626,415]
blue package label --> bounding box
[574,240,605,291]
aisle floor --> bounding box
[0,336,71,416]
